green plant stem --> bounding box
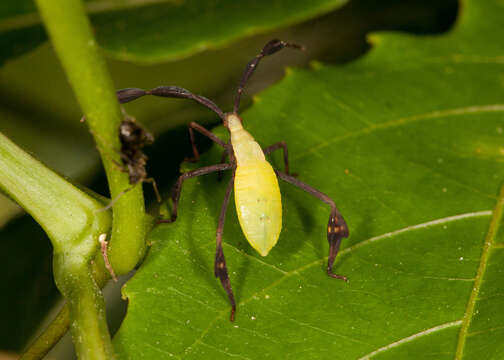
[54,256,114,360]
[0,132,110,255]
[20,305,70,360]
[34,0,148,276]
[20,256,113,360]
[0,129,113,359]
[20,210,156,359]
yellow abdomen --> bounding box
[234,160,282,256]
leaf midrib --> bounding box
[455,184,504,359]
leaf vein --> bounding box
[145,342,182,359]
[293,104,504,161]
[223,243,288,274]
[356,320,463,360]
[467,325,504,337]
[197,340,253,359]
[400,157,496,199]
[268,308,375,346]
[455,185,504,359]
[164,286,220,311]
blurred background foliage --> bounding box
[0,0,457,357]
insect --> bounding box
[97,110,161,211]
[116,39,349,321]
[118,113,156,187]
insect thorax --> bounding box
[227,114,265,165]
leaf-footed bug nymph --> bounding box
[115,39,349,321]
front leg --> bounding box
[188,122,228,162]
[275,170,349,281]
[214,174,237,321]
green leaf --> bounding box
[92,0,348,63]
[0,0,347,64]
[114,0,504,358]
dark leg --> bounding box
[275,171,349,281]
[188,122,227,162]
[116,87,225,121]
[214,173,237,321]
[217,149,229,182]
[188,126,198,162]
[158,163,234,223]
[99,176,161,211]
[263,141,291,175]
[234,39,305,113]
[96,185,135,213]
[149,87,225,120]
[144,177,161,203]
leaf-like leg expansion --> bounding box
[234,39,304,113]
[275,170,349,281]
[158,163,234,223]
[188,122,228,162]
[117,88,148,104]
[214,174,237,321]
[263,141,292,175]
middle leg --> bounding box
[263,141,291,175]
[217,148,230,182]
